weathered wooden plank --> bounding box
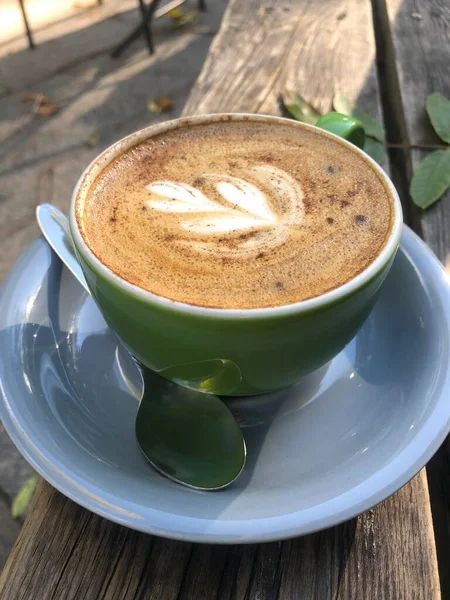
[0,475,439,600]
[383,1,450,597]
[0,483,191,600]
[383,0,450,262]
[184,0,382,120]
[0,0,442,598]
[279,471,439,599]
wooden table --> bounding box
[0,0,449,598]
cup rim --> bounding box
[70,113,403,318]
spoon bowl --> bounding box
[36,203,246,490]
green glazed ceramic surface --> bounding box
[316,112,366,149]
[70,114,403,396]
[75,248,393,395]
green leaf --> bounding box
[410,149,450,209]
[11,475,38,519]
[352,109,385,142]
[363,137,386,165]
[332,91,354,116]
[281,91,321,125]
[426,92,450,144]
[333,92,385,142]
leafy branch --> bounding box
[410,92,450,209]
[281,90,450,210]
[280,90,386,166]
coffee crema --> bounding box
[77,120,393,309]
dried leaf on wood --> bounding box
[21,92,61,116]
[148,96,173,113]
[36,102,61,116]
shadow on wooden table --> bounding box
[0,1,226,176]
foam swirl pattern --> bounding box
[78,120,393,309]
[146,165,304,258]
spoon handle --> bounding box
[36,202,247,490]
[36,204,90,294]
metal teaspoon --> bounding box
[36,203,246,491]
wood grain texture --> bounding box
[384,0,450,261]
[279,472,438,599]
[184,0,382,120]
[0,474,440,600]
[0,0,442,598]
[383,1,450,597]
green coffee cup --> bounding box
[70,113,402,396]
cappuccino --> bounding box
[76,119,393,309]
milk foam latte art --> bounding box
[78,119,393,309]
[145,165,304,258]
